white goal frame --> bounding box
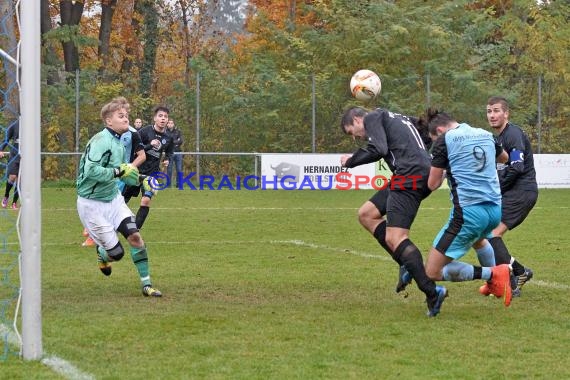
[19,0,42,360]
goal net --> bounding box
[0,0,21,361]
[1,0,42,361]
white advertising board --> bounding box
[260,154,377,190]
[259,153,570,190]
[534,154,570,188]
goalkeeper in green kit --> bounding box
[77,96,162,297]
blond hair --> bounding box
[100,96,130,122]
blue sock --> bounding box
[481,268,492,281]
[442,261,474,282]
[476,243,495,267]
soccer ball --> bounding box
[350,69,381,101]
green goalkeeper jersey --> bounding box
[77,128,125,202]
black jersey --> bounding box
[166,127,183,152]
[345,109,431,180]
[1,121,19,158]
[138,124,174,175]
[494,122,537,193]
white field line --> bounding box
[41,356,95,380]
[0,324,94,380]
[41,238,570,290]
[270,239,391,260]
[41,238,388,261]
[0,239,566,378]
[531,280,570,290]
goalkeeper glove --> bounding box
[114,163,139,186]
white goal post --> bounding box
[19,0,42,360]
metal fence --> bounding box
[41,70,569,164]
[41,151,262,183]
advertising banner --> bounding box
[534,154,570,188]
[260,154,376,190]
[260,153,570,190]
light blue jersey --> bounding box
[120,126,138,163]
[431,123,501,207]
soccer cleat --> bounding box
[480,271,515,296]
[395,265,412,294]
[488,264,512,307]
[82,237,96,247]
[513,268,534,297]
[479,283,492,296]
[97,251,112,276]
[1,197,7,208]
[426,285,448,317]
[142,285,162,297]
[10,203,17,210]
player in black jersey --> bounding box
[340,106,446,317]
[484,96,537,297]
[1,120,20,209]
[123,105,174,229]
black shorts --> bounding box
[369,179,431,229]
[122,184,141,201]
[501,190,538,230]
[7,155,20,176]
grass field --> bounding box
[2,187,570,379]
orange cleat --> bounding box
[479,283,492,296]
[488,264,512,307]
[82,237,95,247]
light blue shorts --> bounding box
[433,202,501,260]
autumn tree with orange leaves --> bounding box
[2,0,569,180]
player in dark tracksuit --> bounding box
[486,96,537,296]
[123,106,174,229]
[1,120,20,209]
[340,107,446,317]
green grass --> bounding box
[2,188,570,379]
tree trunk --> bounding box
[137,0,159,98]
[41,0,60,84]
[289,0,296,25]
[40,0,52,35]
[59,0,85,72]
[120,0,141,75]
[178,0,191,88]
[98,0,117,76]
[0,0,19,118]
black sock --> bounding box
[393,239,436,298]
[12,189,18,204]
[488,237,511,265]
[135,206,150,229]
[373,223,398,262]
[511,261,525,276]
[4,182,13,198]
[489,237,525,276]
[473,266,483,280]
